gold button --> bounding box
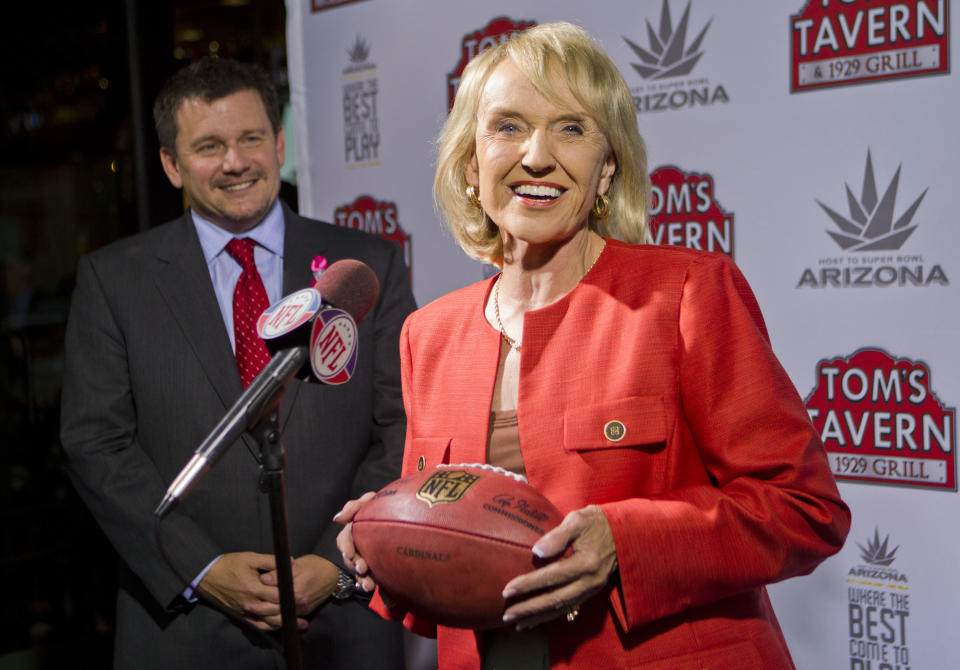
[604,420,626,442]
[417,455,425,471]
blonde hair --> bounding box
[434,21,650,265]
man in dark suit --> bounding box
[60,57,415,669]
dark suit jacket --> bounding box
[60,203,416,669]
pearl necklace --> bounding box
[494,239,606,352]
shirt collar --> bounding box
[191,199,285,263]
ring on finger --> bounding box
[564,604,580,623]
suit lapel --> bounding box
[281,205,320,295]
[153,213,243,410]
[278,206,324,426]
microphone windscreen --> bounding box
[314,259,380,324]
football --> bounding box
[352,463,565,629]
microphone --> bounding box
[153,258,380,518]
[257,259,380,385]
[153,346,307,518]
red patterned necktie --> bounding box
[225,237,272,387]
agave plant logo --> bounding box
[819,150,927,252]
[857,528,899,567]
[347,35,371,64]
[623,0,712,80]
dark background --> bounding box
[1,1,288,666]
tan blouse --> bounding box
[482,343,549,669]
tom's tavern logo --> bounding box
[447,17,536,111]
[649,166,734,257]
[805,347,956,491]
[791,0,949,92]
[334,195,412,275]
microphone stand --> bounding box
[251,409,303,670]
[155,347,307,669]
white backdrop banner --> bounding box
[286,1,957,667]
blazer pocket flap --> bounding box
[563,396,666,451]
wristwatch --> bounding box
[333,568,356,600]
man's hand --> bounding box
[196,552,283,631]
[259,554,340,628]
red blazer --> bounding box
[375,240,850,669]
